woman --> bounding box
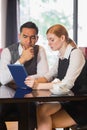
[25,24,87,130]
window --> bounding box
[19,0,73,67]
[0,0,1,48]
[1,1,87,53]
[0,0,7,48]
[20,0,73,39]
[78,0,87,47]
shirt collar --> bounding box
[59,44,74,59]
[18,44,23,56]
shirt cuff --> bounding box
[50,82,70,95]
[15,60,21,65]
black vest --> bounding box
[8,43,39,75]
[57,49,87,94]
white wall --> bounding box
[0,0,7,48]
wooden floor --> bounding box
[5,122,18,130]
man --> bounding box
[0,21,49,130]
[0,21,49,94]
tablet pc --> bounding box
[8,64,32,90]
[14,88,32,98]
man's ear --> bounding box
[36,36,39,42]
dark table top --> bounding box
[0,87,87,103]
[1,85,87,130]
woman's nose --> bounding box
[48,42,51,46]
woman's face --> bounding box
[47,33,63,51]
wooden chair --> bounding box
[71,125,87,130]
[64,124,87,130]
[79,47,87,59]
[52,124,87,130]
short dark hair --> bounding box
[20,21,38,34]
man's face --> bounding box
[19,28,38,49]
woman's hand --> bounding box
[24,76,35,88]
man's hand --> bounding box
[19,47,34,64]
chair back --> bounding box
[0,48,2,58]
[79,47,87,59]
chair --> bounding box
[79,47,87,59]
[64,124,87,130]
[70,125,87,130]
[1,102,37,130]
[53,125,87,130]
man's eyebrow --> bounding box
[23,34,28,37]
[30,35,36,37]
[23,34,36,37]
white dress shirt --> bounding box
[0,44,49,85]
[44,44,85,93]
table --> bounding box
[0,86,87,130]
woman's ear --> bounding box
[61,35,65,41]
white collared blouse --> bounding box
[44,44,85,90]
